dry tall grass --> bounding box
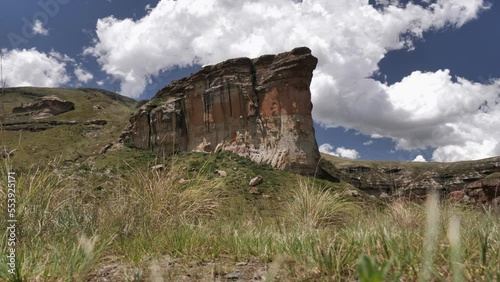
[0,157,499,281]
[286,179,360,228]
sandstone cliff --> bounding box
[321,155,500,204]
[123,47,320,174]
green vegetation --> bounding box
[484,172,500,180]
[0,87,137,168]
[0,151,499,281]
[357,254,395,282]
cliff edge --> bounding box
[122,47,320,175]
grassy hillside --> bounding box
[1,149,499,281]
[0,87,138,168]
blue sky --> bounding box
[1,0,499,162]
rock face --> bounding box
[465,173,500,204]
[123,47,320,174]
[325,156,500,204]
[12,95,74,118]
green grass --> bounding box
[1,153,499,281]
[0,87,137,169]
[484,172,500,180]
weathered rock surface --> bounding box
[12,95,74,118]
[464,173,500,204]
[323,156,500,204]
[2,119,106,132]
[123,47,320,174]
[249,176,263,187]
[85,119,107,126]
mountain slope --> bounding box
[0,87,138,168]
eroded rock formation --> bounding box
[12,95,74,118]
[123,47,320,174]
[325,156,500,204]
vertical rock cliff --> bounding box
[122,47,320,175]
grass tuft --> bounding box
[286,179,360,229]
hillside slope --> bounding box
[0,87,138,168]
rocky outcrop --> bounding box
[123,47,320,174]
[12,95,74,118]
[325,156,500,204]
[2,119,106,132]
[464,173,500,204]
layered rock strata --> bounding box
[123,47,320,175]
[12,95,74,118]
[326,157,500,204]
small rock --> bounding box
[262,194,271,198]
[462,195,474,204]
[179,178,189,184]
[151,164,164,171]
[99,143,113,154]
[469,188,488,203]
[223,272,241,280]
[249,187,261,195]
[217,170,227,177]
[85,119,107,126]
[345,190,360,197]
[235,262,247,266]
[447,190,465,202]
[93,105,104,110]
[253,269,266,281]
[379,192,390,199]
[249,176,263,187]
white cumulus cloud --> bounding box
[319,143,360,160]
[363,140,374,146]
[412,155,427,162]
[74,66,94,83]
[1,48,70,87]
[84,0,499,162]
[32,20,49,36]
